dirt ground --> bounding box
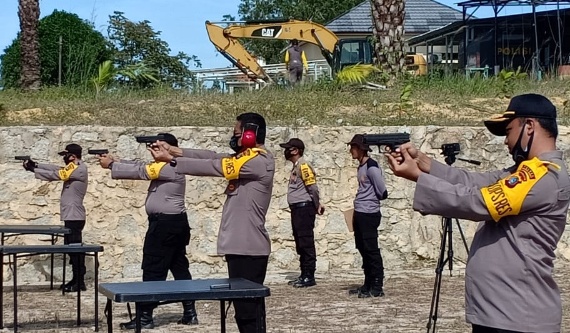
[2,266,570,333]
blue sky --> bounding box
[0,0,566,69]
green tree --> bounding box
[107,11,201,88]
[1,10,110,88]
[237,0,363,63]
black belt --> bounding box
[289,202,313,209]
[148,212,187,220]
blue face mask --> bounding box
[229,135,242,153]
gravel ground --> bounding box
[2,266,569,333]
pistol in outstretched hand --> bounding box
[87,149,109,156]
[362,133,410,151]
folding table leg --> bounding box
[13,254,18,333]
[220,300,226,333]
[95,253,99,332]
[50,235,55,290]
[61,254,66,296]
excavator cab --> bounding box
[333,39,374,71]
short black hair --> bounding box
[236,112,266,144]
[157,133,179,147]
[538,118,558,138]
[518,118,558,138]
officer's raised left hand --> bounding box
[98,154,115,169]
[385,148,421,181]
[149,141,174,163]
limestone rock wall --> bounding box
[1,125,569,283]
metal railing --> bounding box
[192,59,332,91]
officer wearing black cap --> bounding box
[23,143,88,292]
[279,138,325,288]
[347,134,388,298]
[97,133,198,330]
[386,93,570,333]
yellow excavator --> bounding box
[205,19,426,83]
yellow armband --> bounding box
[221,148,264,181]
[480,157,556,222]
[145,162,167,180]
[300,163,316,186]
[58,162,78,181]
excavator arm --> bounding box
[205,19,339,83]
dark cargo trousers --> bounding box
[353,211,384,282]
[64,220,86,282]
[140,213,192,311]
[291,205,317,275]
[226,254,269,333]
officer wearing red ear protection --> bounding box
[149,113,274,333]
[229,123,258,152]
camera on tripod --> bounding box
[439,143,480,166]
[440,143,460,157]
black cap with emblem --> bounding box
[484,94,556,136]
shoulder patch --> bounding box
[145,162,167,180]
[221,148,259,180]
[480,157,551,222]
[58,162,78,181]
[300,163,316,186]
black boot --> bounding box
[358,277,384,298]
[60,278,75,290]
[120,306,155,330]
[288,268,304,285]
[349,276,370,295]
[177,300,199,325]
[293,270,316,288]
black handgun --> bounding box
[15,155,31,161]
[135,135,165,146]
[362,133,410,150]
[88,149,109,155]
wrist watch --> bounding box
[170,158,177,167]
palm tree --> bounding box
[370,0,406,81]
[18,0,41,90]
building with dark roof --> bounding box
[300,0,465,62]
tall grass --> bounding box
[0,75,567,127]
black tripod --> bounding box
[426,147,480,333]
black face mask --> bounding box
[511,123,534,166]
[284,149,294,160]
[229,135,242,153]
[63,154,73,165]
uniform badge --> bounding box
[505,175,521,188]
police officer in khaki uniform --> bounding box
[386,94,570,333]
[97,133,198,330]
[150,113,274,333]
[280,138,324,288]
[23,144,88,292]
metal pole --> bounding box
[556,0,562,71]
[58,35,62,86]
[493,1,499,68]
[532,2,540,80]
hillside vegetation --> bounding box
[0,76,568,127]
